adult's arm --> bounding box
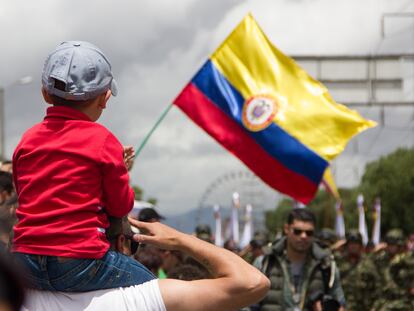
[129,218,270,311]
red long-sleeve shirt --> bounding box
[12,106,135,258]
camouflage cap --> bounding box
[346,229,363,244]
[195,224,212,242]
[317,228,338,244]
[385,229,405,245]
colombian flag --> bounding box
[174,14,376,203]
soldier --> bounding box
[316,228,338,249]
[335,229,379,311]
[335,229,364,282]
[371,229,406,282]
[373,252,414,310]
[259,209,345,310]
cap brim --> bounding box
[111,79,118,96]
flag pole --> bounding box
[134,103,174,157]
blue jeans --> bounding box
[14,251,156,292]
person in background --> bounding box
[259,208,345,311]
[0,172,14,207]
[138,208,165,223]
[316,228,338,249]
[194,224,212,243]
[0,160,13,174]
[135,245,163,276]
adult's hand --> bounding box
[128,218,183,251]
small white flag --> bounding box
[240,204,253,248]
[335,201,346,239]
[231,192,240,244]
[213,204,223,247]
[372,198,381,246]
[357,194,369,246]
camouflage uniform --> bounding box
[371,229,406,282]
[373,252,414,311]
[335,230,379,311]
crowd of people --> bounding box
[2,161,414,311]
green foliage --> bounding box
[132,185,143,201]
[147,198,158,206]
[132,185,158,206]
[265,199,293,235]
[359,148,414,235]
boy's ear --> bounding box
[41,87,54,105]
[98,89,112,109]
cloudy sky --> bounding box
[1,0,413,215]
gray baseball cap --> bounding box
[42,41,118,101]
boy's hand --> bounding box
[123,145,135,171]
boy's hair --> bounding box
[47,78,95,107]
[287,208,316,225]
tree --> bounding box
[132,185,159,206]
[132,185,143,201]
[358,147,414,235]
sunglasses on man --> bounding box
[291,228,314,237]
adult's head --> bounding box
[106,216,138,256]
[284,208,316,254]
[385,229,405,257]
[0,172,13,205]
[41,41,117,121]
[138,208,165,223]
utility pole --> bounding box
[0,87,4,160]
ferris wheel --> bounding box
[197,170,284,227]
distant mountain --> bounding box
[163,207,267,234]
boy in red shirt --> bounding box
[13,41,155,291]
